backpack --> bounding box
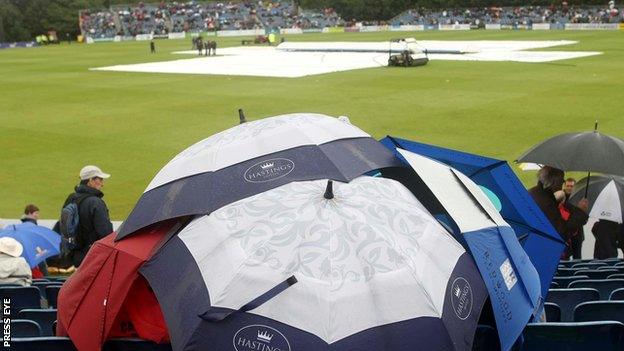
[59,193,93,256]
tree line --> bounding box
[0,0,609,42]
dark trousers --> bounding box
[570,236,583,259]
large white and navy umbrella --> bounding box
[570,175,624,223]
[117,113,401,239]
[141,176,488,351]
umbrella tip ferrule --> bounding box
[324,180,334,199]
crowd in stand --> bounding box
[80,0,623,39]
[391,1,622,26]
[79,1,344,38]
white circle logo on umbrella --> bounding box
[451,277,473,320]
[233,325,291,351]
[244,158,295,183]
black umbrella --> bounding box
[516,123,624,177]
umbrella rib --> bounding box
[502,218,564,244]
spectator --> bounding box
[59,165,113,268]
[19,204,49,277]
[150,40,156,54]
[20,204,40,225]
[563,178,584,259]
[0,237,32,286]
[528,167,589,245]
[592,219,619,259]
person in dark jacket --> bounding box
[563,178,584,259]
[20,204,40,225]
[529,167,589,245]
[60,165,113,267]
[592,219,619,259]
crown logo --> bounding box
[257,330,274,343]
[260,162,274,169]
[454,286,461,297]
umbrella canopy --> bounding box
[390,148,542,351]
[516,130,624,176]
[141,176,488,351]
[381,136,563,299]
[0,222,60,268]
[56,219,178,351]
[570,175,624,223]
[117,113,402,239]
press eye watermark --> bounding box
[2,298,10,348]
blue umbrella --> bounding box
[0,222,61,268]
[380,136,563,299]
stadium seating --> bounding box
[10,337,77,351]
[46,286,62,308]
[552,275,589,288]
[569,279,624,300]
[546,288,600,322]
[574,301,624,323]
[550,281,559,288]
[544,302,561,322]
[33,281,63,300]
[519,321,624,350]
[572,262,607,270]
[610,288,624,300]
[608,274,624,280]
[9,320,41,337]
[0,287,41,312]
[103,338,173,351]
[573,269,619,280]
[17,309,58,336]
[556,268,580,277]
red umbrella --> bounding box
[56,219,180,351]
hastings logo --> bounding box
[233,325,291,351]
[450,277,473,320]
[244,158,295,183]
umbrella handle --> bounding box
[584,171,590,198]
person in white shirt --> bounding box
[0,237,32,286]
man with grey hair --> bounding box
[529,166,589,245]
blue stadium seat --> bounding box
[573,262,608,269]
[0,287,41,312]
[46,285,62,308]
[569,279,624,300]
[550,281,559,289]
[10,336,77,351]
[471,325,500,351]
[32,282,63,300]
[610,288,624,300]
[607,274,624,280]
[520,321,624,351]
[553,275,589,288]
[8,319,41,337]
[546,288,600,322]
[17,309,57,336]
[574,269,619,280]
[31,279,50,283]
[559,259,587,268]
[544,302,561,322]
[556,268,580,277]
[574,301,624,323]
[103,338,173,351]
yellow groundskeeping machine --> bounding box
[387,38,429,67]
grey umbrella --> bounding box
[516,126,624,177]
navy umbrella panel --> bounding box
[117,114,402,239]
[380,136,562,300]
[516,131,624,176]
[141,177,488,351]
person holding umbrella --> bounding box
[529,167,589,246]
[0,237,32,286]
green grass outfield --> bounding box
[1,30,623,220]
